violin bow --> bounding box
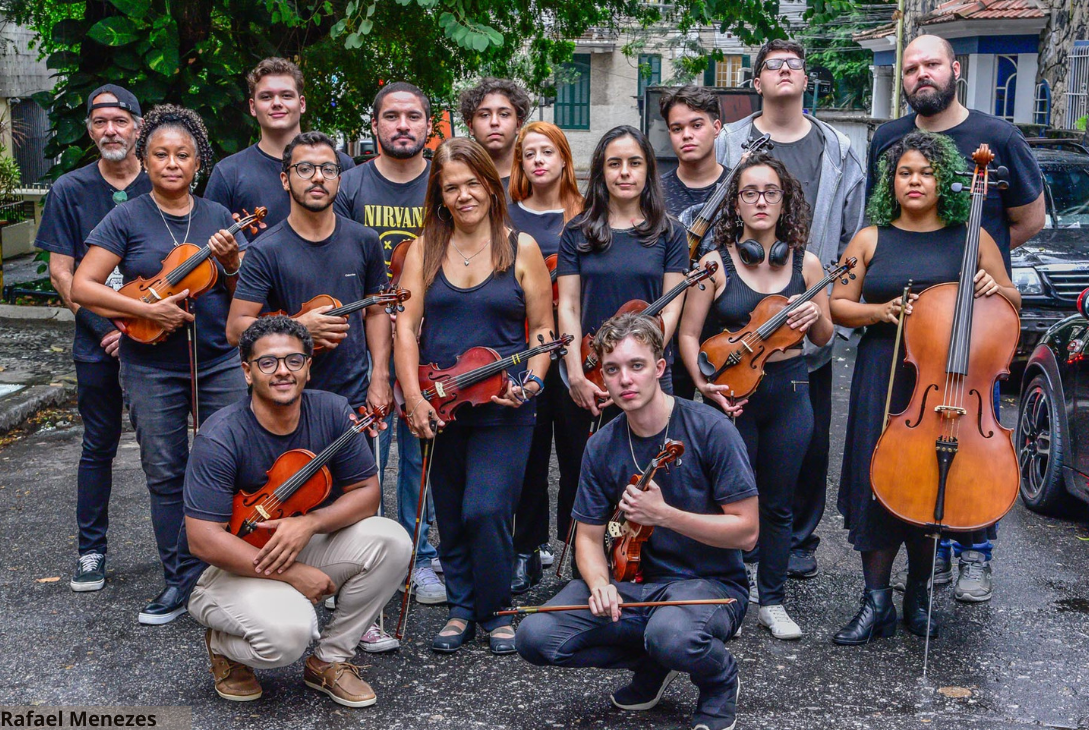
[496,598,735,616]
[881,280,912,431]
[394,416,439,640]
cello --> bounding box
[265,288,411,354]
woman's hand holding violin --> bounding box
[491,376,541,408]
[207,229,241,272]
[786,296,822,332]
[144,289,195,333]
[697,380,746,417]
[406,395,444,440]
[568,373,611,415]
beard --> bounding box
[289,183,335,213]
[378,132,426,160]
[906,75,957,116]
[97,136,133,162]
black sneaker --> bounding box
[610,667,679,711]
[70,553,106,592]
[693,673,740,730]
[138,586,188,625]
[787,550,818,579]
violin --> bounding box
[696,258,857,399]
[680,133,773,260]
[607,439,684,582]
[396,334,573,423]
[265,288,411,353]
[389,239,411,288]
[869,145,1019,531]
[545,253,558,307]
[229,404,387,548]
[113,207,267,344]
[575,262,718,393]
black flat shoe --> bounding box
[138,586,188,626]
[489,627,517,655]
[832,588,896,645]
[511,552,543,595]
[432,620,475,653]
[902,578,939,638]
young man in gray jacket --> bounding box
[714,38,866,585]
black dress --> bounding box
[837,224,968,551]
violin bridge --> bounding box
[434,382,447,398]
[741,340,753,353]
[607,522,622,538]
[934,405,967,419]
[147,287,163,301]
[255,505,271,520]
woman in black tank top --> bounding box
[830,132,1019,646]
[679,156,832,641]
[395,138,555,655]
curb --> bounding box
[0,383,77,433]
[0,304,74,322]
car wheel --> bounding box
[1017,374,1071,515]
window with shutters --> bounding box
[555,54,591,130]
[638,53,661,101]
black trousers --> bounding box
[75,359,124,556]
[513,368,571,553]
[791,360,832,554]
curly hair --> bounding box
[711,154,811,253]
[867,131,971,226]
[135,104,214,183]
[458,77,532,128]
[238,314,314,362]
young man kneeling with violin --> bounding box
[515,312,759,730]
[178,316,412,705]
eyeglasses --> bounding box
[738,188,784,204]
[760,58,805,72]
[250,353,310,374]
[288,162,342,180]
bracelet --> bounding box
[408,395,430,421]
[222,261,241,277]
[524,374,545,397]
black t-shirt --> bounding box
[865,110,1043,270]
[84,194,246,369]
[573,397,757,592]
[35,162,152,364]
[334,160,429,280]
[205,143,356,237]
[660,166,729,218]
[234,216,388,408]
[507,201,565,258]
[754,122,823,211]
[178,390,378,590]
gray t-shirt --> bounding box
[752,121,823,211]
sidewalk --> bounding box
[0,310,77,433]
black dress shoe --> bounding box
[511,552,543,595]
[432,620,475,653]
[787,550,818,579]
[902,578,939,638]
[138,586,188,626]
[489,627,517,655]
[832,588,896,645]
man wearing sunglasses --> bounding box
[715,39,866,587]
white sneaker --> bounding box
[745,563,759,605]
[758,604,802,640]
[324,595,336,610]
[430,557,443,574]
[398,565,447,604]
[358,622,400,653]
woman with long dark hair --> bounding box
[394,137,554,654]
[679,154,832,640]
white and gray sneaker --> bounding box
[71,553,106,592]
[954,551,993,602]
[538,543,555,567]
[758,604,802,640]
[398,565,447,604]
[430,557,443,574]
[745,563,759,605]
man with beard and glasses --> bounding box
[458,77,532,188]
[866,34,1045,604]
[205,57,355,236]
[335,83,443,638]
[36,84,151,593]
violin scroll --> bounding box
[233,207,268,236]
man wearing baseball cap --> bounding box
[36,84,151,593]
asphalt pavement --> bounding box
[0,321,1087,730]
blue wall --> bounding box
[871,35,1039,66]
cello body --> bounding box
[228,449,333,549]
[113,243,218,344]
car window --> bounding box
[1043,163,1089,227]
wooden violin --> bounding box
[229,404,387,548]
[113,207,267,344]
[389,239,411,288]
[545,253,558,308]
[869,145,1019,530]
[265,288,411,354]
[607,439,684,582]
[396,334,573,423]
[696,258,856,399]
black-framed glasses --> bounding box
[761,58,805,72]
[288,162,342,180]
[739,188,784,204]
[250,353,310,374]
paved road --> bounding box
[0,332,1087,729]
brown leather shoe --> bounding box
[303,655,377,708]
[205,629,262,702]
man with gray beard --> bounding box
[35,84,151,592]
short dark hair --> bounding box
[754,39,806,75]
[658,85,720,124]
[458,78,532,127]
[592,312,665,361]
[282,131,338,174]
[373,81,431,121]
[238,315,313,363]
[247,57,305,98]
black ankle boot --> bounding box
[902,578,939,638]
[833,588,897,645]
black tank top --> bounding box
[419,231,534,426]
[712,246,807,332]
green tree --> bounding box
[800,1,895,110]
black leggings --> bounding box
[514,367,572,553]
[734,357,813,606]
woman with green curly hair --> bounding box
[827,130,1020,646]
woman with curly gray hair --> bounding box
[72,104,249,626]
[678,153,833,641]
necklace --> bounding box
[627,395,674,475]
[151,191,193,247]
[449,237,489,266]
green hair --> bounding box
[866,131,971,227]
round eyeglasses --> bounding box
[250,353,310,374]
[738,188,784,204]
[289,162,342,180]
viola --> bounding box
[265,288,411,354]
[607,439,684,582]
[228,404,387,548]
[545,253,558,308]
[113,207,267,344]
[869,145,1019,531]
[696,258,857,399]
[576,262,718,393]
[396,334,573,423]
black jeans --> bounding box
[75,359,124,556]
[514,368,567,553]
[791,361,832,554]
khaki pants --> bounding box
[188,516,411,667]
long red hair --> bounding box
[509,121,584,222]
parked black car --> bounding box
[1017,286,1089,514]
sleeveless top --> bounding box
[712,245,807,332]
[419,231,534,427]
[862,224,967,340]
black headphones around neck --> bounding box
[737,238,790,267]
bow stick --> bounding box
[495,598,735,616]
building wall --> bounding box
[0,19,52,99]
[1038,0,1089,129]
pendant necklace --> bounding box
[151,191,193,247]
[627,396,674,475]
[450,238,488,266]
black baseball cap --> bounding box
[86,84,142,117]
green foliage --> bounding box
[0,155,21,195]
[800,0,895,110]
[1078,115,1087,132]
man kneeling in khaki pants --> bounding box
[178,315,412,705]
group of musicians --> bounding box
[35,33,1043,729]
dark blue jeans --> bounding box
[75,359,124,556]
[121,354,247,588]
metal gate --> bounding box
[1068,41,1089,130]
[11,99,52,186]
